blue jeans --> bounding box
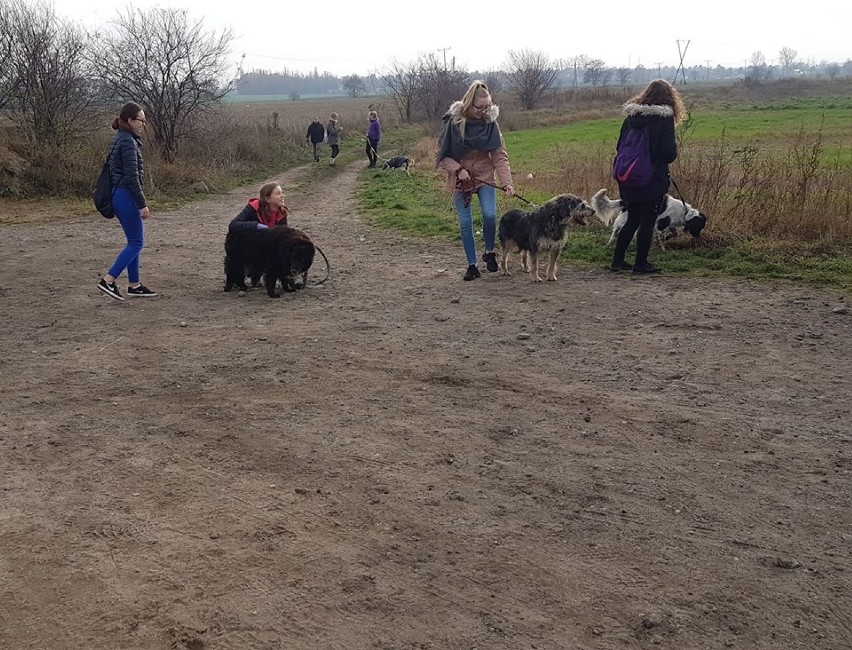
[452,184,496,265]
[107,187,144,283]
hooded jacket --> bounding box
[228,198,289,233]
[436,101,513,193]
[615,103,677,202]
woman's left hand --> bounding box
[503,185,515,196]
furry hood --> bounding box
[445,100,500,123]
[622,103,673,118]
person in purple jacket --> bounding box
[365,110,381,168]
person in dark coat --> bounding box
[97,101,157,300]
[305,117,325,163]
[610,79,685,275]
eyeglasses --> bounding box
[131,117,146,124]
[473,103,492,112]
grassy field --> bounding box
[357,94,852,289]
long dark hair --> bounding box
[112,102,143,131]
[258,182,282,216]
[629,80,686,124]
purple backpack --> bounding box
[612,125,653,188]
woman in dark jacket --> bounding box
[97,101,156,300]
[228,182,289,233]
[611,79,685,274]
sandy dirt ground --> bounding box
[1,159,850,650]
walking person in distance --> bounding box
[305,116,325,163]
[365,110,381,167]
[97,101,157,300]
[610,79,685,275]
[326,112,341,167]
[437,80,514,281]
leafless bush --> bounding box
[1,0,99,147]
[90,7,235,162]
[504,49,558,110]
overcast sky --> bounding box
[56,0,850,77]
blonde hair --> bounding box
[453,80,491,135]
[629,79,687,124]
[368,110,377,120]
[329,112,338,120]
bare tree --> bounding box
[825,62,841,81]
[0,0,16,111]
[481,70,503,95]
[91,8,235,161]
[583,59,609,87]
[341,74,365,98]
[504,49,558,110]
[416,53,469,120]
[615,67,632,86]
[779,46,798,77]
[382,59,420,123]
[750,51,769,81]
[1,0,97,146]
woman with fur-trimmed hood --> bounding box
[437,80,515,281]
[610,79,685,275]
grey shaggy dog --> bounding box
[498,194,595,282]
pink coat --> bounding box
[437,102,513,193]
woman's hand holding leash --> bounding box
[503,185,515,196]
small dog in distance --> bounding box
[382,155,414,175]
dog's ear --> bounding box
[656,216,672,231]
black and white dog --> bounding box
[382,155,413,175]
[592,189,707,250]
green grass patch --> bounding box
[356,119,852,290]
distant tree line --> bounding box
[236,49,851,122]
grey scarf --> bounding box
[436,102,503,164]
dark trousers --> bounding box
[612,195,665,267]
[366,138,379,166]
[330,144,339,159]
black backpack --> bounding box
[93,142,121,218]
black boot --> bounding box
[463,265,481,281]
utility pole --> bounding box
[655,61,663,77]
[705,59,711,81]
[437,46,452,71]
[673,39,690,84]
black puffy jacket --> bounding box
[108,129,146,209]
[615,103,677,203]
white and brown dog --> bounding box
[592,189,707,250]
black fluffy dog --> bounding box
[498,193,594,282]
[224,224,315,297]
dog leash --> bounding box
[306,245,330,286]
[469,181,539,208]
[669,176,690,216]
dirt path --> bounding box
[1,160,850,650]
